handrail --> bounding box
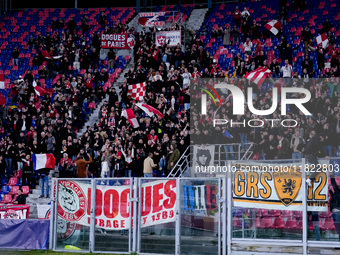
[167,146,190,178]
[241,142,254,161]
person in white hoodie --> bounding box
[281,59,292,85]
[243,38,252,55]
[181,68,191,88]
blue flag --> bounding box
[223,130,233,138]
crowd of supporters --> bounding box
[0,15,195,193]
[190,2,340,161]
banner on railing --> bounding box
[192,145,215,176]
[0,204,30,219]
[101,33,135,49]
[155,30,181,47]
[57,180,177,230]
[37,204,51,219]
[232,161,329,211]
[183,184,218,216]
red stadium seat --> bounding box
[7,177,17,186]
[260,217,273,228]
[256,209,269,217]
[273,217,285,229]
[321,218,336,230]
[2,194,13,204]
[9,186,19,195]
[22,186,30,195]
[282,210,294,217]
[270,210,281,217]
[285,217,297,229]
[14,170,23,178]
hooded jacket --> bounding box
[167,143,180,170]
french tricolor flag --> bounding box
[32,154,56,170]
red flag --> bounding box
[0,74,4,89]
[121,108,139,128]
[244,67,272,89]
[265,20,281,35]
[136,103,164,118]
[0,93,6,105]
[127,82,146,102]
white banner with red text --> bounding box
[57,180,177,230]
[101,33,135,49]
[155,30,181,47]
[0,204,30,219]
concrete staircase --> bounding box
[27,169,55,219]
[186,8,209,32]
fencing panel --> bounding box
[53,178,92,252]
[180,178,221,255]
[137,178,177,254]
[93,178,133,253]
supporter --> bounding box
[143,152,157,178]
[74,153,92,178]
[301,26,312,56]
[233,6,241,27]
[39,168,50,198]
[281,59,292,85]
[13,189,26,205]
[58,153,74,178]
[12,47,20,66]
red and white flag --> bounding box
[32,154,56,170]
[0,93,6,106]
[316,33,329,49]
[0,74,5,89]
[33,80,49,96]
[136,103,164,118]
[128,82,146,102]
[121,108,139,128]
[40,48,62,60]
[244,66,272,88]
[265,20,281,35]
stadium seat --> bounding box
[9,185,19,195]
[284,217,297,229]
[7,177,17,186]
[2,194,13,204]
[256,209,269,217]
[14,169,23,178]
[0,185,10,195]
[273,217,285,229]
[260,217,273,228]
[321,218,336,230]
[282,210,294,217]
[22,186,30,195]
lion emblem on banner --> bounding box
[273,168,302,206]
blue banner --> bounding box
[0,219,49,250]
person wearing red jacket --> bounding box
[233,6,241,27]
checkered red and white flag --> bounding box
[265,20,281,35]
[316,33,329,49]
[128,82,146,102]
[244,66,272,88]
[121,108,139,128]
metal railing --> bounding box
[50,162,340,255]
